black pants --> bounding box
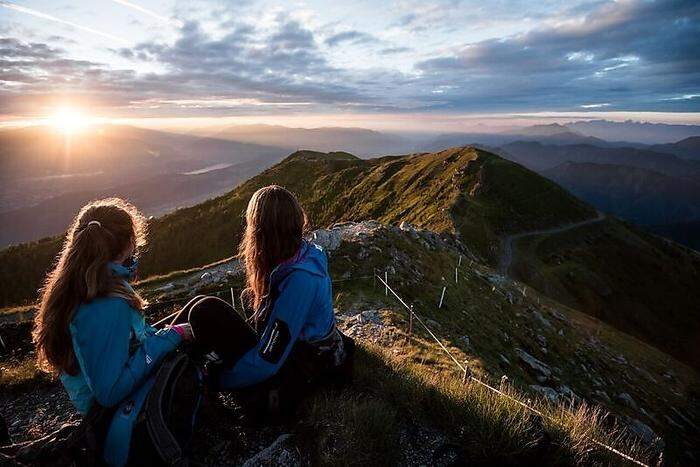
[170,295,258,367]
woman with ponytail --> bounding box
[33,198,191,466]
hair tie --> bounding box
[87,220,102,228]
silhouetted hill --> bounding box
[651,136,700,161]
[542,162,700,228]
[199,124,416,157]
[498,141,700,180]
[566,120,700,144]
[648,219,700,251]
[423,124,607,151]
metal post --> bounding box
[458,255,462,267]
[455,267,458,284]
[230,287,236,310]
[384,270,388,296]
[408,304,414,336]
[438,286,446,308]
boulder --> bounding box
[626,418,664,451]
[241,434,299,467]
[617,392,638,410]
[310,228,342,251]
[529,385,558,404]
[516,348,552,382]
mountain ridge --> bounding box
[1,146,699,371]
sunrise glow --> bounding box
[49,107,93,134]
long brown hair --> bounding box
[33,198,147,375]
[238,185,307,325]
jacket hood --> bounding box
[272,240,328,282]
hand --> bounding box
[171,323,194,342]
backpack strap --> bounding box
[144,352,189,466]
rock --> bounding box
[617,392,638,410]
[627,419,664,451]
[311,228,342,251]
[357,310,382,325]
[612,354,628,365]
[399,221,420,239]
[593,390,611,404]
[529,385,559,404]
[241,434,299,467]
[557,385,578,402]
[532,311,552,328]
[516,348,552,382]
[536,335,547,348]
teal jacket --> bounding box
[219,241,335,388]
[60,262,181,466]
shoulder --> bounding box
[72,296,134,329]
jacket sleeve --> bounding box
[219,271,317,389]
[71,298,182,408]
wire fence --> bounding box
[374,272,650,467]
[144,261,649,465]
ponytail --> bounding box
[33,199,147,375]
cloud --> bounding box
[324,30,377,47]
[414,0,700,111]
[1,0,699,118]
[379,46,412,55]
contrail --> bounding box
[0,0,127,44]
[111,0,183,27]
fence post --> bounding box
[230,287,236,310]
[438,286,446,309]
[408,304,414,336]
[458,255,462,267]
[384,270,388,296]
[462,362,470,384]
[500,375,509,391]
[455,267,458,284]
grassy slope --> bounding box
[0,147,591,306]
[7,223,696,464]
[511,217,700,369]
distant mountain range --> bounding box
[194,123,417,157]
[0,125,287,246]
[2,120,699,249]
[565,120,700,144]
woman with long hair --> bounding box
[33,198,192,466]
[215,185,352,408]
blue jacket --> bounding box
[219,241,335,389]
[60,262,181,466]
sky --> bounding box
[1,0,699,132]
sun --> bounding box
[49,107,92,134]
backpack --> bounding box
[136,351,204,466]
[1,351,203,467]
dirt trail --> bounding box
[498,211,606,276]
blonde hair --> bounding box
[33,198,147,375]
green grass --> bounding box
[296,342,650,466]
